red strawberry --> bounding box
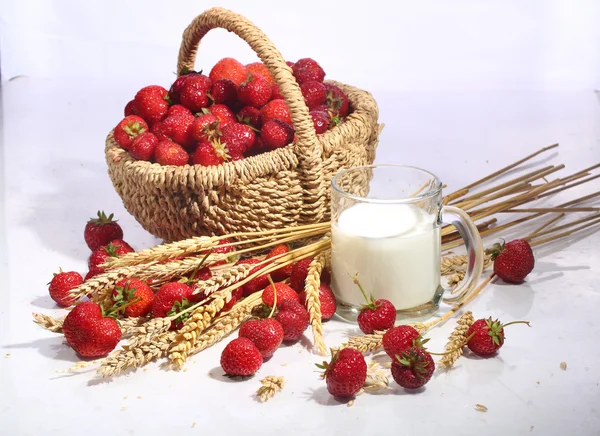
[84,267,103,281]
[324,83,349,118]
[167,104,193,117]
[150,121,170,141]
[486,239,535,283]
[152,282,194,330]
[317,348,367,398]
[466,317,530,356]
[134,86,169,125]
[154,140,189,166]
[239,318,284,359]
[220,337,263,376]
[237,258,269,297]
[113,115,148,150]
[62,302,122,357]
[353,275,396,334]
[112,278,154,318]
[290,258,312,292]
[299,283,337,321]
[205,104,236,127]
[310,110,329,134]
[124,100,138,116]
[210,58,247,87]
[88,240,134,269]
[221,286,244,312]
[210,79,238,105]
[262,282,299,308]
[220,122,256,158]
[161,114,196,147]
[261,119,294,150]
[237,106,262,130]
[391,347,435,389]
[237,74,272,108]
[382,325,421,359]
[84,211,124,251]
[179,75,212,112]
[286,61,295,69]
[292,58,325,84]
[265,244,293,281]
[260,99,291,125]
[271,84,284,100]
[275,299,309,342]
[130,132,158,161]
[191,114,221,142]
[191,140,227,166]
[48,270,83,307]
[168,72,199,103]
[300,81,327,108]
[246,62,275,86]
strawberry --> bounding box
[204,104,236,127]
[237,258,270,297]
[84,211,124,251]
[286,61,295,69]
[299,283,337,321]
[88,240,134,269]
[150,121,170,141]
[353,274,396,334]
[221,286,244,312]
[260,99,291,125]
[113,115,148,150]
[210,58,247,87]
[290,257,313,292]
[265,244,293,281]
[310,110,329,134]
[130,132,158,161]
[191,140,227,166]
[382,325,422,359]
[154,140,189,166]
[134,85,169,125]
[275,299,309,342]
[220,337,263,376]
[168,72,199,103]
[260,119,294,150]
[161,114,196,148]
[237,106,262,130]
[152,282,194,330]
[239,318,284,359]
[191,114,221,142]
[63,302,122,357]
[245,62,275,86]
[48,270,83,307]
[237,73,272,108]
[486,239,535,283]
[84,267,103,281]
[262,282,299,308]
[391,347,435,389]
[167,104,193,117]
[220,122,256,158]
[124,100,138,116]
[324,83,349,118]
[300,81,327,109]
[317,348,367,398]
[210,79,238,105]
[466,317,530,356]
[179,75,212,112]
[271,84,284,100]
[112,278,154,318]
[292,58,325,84]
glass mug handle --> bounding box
[440,205,484,303]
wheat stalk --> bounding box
[363,361,390,392]
[256,376,285,402]
[32,313,64,333]
[304,250,328,355]
[437,311,475,368]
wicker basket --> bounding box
[106,7,381,242]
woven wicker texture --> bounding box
[106,7,381,241]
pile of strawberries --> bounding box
[112,57,349,166]
[47,211,335,358]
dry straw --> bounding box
[437,311,475,368]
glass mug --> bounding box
[330,165,484,321]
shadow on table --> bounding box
[4,336,79,362]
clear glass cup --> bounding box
[331,165,484,322]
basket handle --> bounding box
[177,8,322,163]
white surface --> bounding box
[1,77,599,435]
[1,0,600,91]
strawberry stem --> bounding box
[349,272,376,309]
[501,320,531,328]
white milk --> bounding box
[331,203,441,310]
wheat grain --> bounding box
[363,361,390,392]
[191,263,252,299]
[304,250,328,355]
[256,376,285,402]
[118,316,151,337]
[438,311,475,368]
[32,313,64,333]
